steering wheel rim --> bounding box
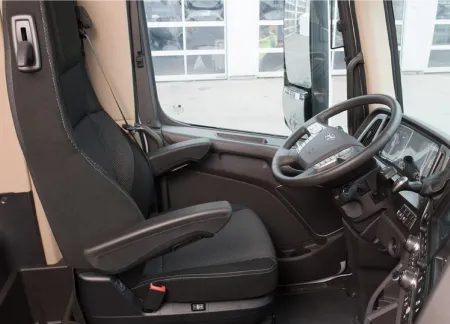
[272,94,402,187]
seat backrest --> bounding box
[5,1,156,269]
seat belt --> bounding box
[75,5,165,151]
[75,6,137,136]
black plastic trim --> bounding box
[346,53,364,99]
[131,1,161,129]
[147,138,211,176]
[383,0,404,110]
[85,202,232,273]
[337,0,369,135]
[0,192,46,272]
[77,271,274,324]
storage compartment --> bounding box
[277,232,347,284]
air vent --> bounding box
[361,119,382,146]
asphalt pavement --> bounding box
[156,73,450,136]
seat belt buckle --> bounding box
[142,283,166,312]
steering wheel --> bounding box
[272,94,402,187]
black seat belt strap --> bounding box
[75,5,132,132]
[74,5,164,152]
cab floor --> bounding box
[275,289,356,324]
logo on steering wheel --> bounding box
[324,133,336,141]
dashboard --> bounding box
[379,124,440,181]
[355,111,450,324]
[361,114,447,212]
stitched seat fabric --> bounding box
[130,208,278,302]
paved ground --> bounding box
[156,73,450,136]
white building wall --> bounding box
[401,0,438,72]
[227,0,260,78]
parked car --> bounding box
[185,0,224,21]
[148,27,183,51]
[145,1,181,22]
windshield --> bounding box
[145,0,346,136]
[392,0,450,136]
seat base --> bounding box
[77,272,274,324]
[128,208,277,303]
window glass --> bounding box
[145,0,347,135]
[145,0,182,22]
[392,0,405,19]
[391,0,450,135]
[186,27,225,50]
[187,54,225,74]
[260,0,284,20]
[428,50,450,67]
[185,0,224,21]
[432,25,450,45]
[333,51,346,70]
[395,23,403,46]
[260,53,284,72]
[145,0,226,80]
[152,56,185,75]
[259,25,284,48]
[436,0,450,19]
[148,27,183,51]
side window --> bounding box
[144,0,347,135]
[391,0,450,134]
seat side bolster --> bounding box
[84,201,232,274]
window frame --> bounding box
[383,0,404,109]
[337,0,369,135]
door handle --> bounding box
[11,15,41,72]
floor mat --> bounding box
[275,289,356,324]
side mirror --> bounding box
[282,0,330,131]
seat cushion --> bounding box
[130,208,278,302]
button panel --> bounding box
[313,147,354,171]
[399,202,431,324]
[396,205,418,230]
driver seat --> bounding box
[5,1,277,323]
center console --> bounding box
[397,201,432,324]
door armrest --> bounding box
[84,201,231,274]
[147,138,211,176]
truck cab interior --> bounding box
[1,1,450,324]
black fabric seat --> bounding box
[6,1,277,320]
[131,208,277,302]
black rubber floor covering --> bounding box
[275,289,356,324]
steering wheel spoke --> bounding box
[274,148,299,167]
